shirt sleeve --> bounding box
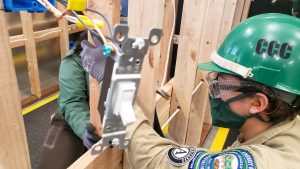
[125,104,259,169]
[58,54,90,139]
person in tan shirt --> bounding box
[125,13,300,169]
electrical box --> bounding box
[3,0,56,12]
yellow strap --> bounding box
[210,127,229,152]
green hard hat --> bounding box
[198,13,300,95]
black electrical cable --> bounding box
[71,10,113,43]
[86,8,114,38]
[55,0,116,48]
[56,0,113,39]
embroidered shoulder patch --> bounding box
[188,150,208,169]
[167,147,197,167]
[187,149,256,169]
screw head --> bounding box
[111,138,120,147]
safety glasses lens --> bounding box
[208,80,237,98]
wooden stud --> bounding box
[21,84,59,108]
[185,0,238,146]
[157,0,176,87]
[197,0,226,126]
[88,0,120,137]
[0,4,31,168]
[20,12,42,97]
[168,0,211,144]
[128,0,165,123]
[69,1,122,168]
[58,3,69,58]
[241,0,251,21]
[232,0,246,28]
[217,0,238,47]
[187,0,228,141]
[68,147,123,169]
[72,1,164,168]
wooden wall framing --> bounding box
[0,0,252,168]
[0,1,83,167]
[70,0,252,168]
[0,2,31,168]
[9,9,83,107]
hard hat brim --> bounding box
[197,61,235,75]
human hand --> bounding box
[82,123,101,149]
[80,40,106,82]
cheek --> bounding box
[220,91,240,102]
[228,101,250,116]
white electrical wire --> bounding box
[160,0,176,87]
[160,80,204,130]
[34,29,62,39]
[192,80,204,95]
[36,0,62,17]
[161,108,180,130]
[10,29,63,44]
[63,15,79,24]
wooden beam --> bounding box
[168,0,211,144]
[187,0,226,143]
[241,0,251,21]
[69,1,122,169]
[217,0,238,47]
[72,1,164,168]
[232,0,246,28]
[185,0,238,146]
[128,0,165,123]
[21,84,59,108]
[88,0,121,137]
[58,3,69,58]
[194,0,227,131]
[10,25,83,48]
[20,12,42,97]
[0,4,31,168]
[157,0,176,87]
[68,147,123,169]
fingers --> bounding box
[86,133,101,142]
[83,138,94,149]
[86,123,95,132]
[85,123,101,141]
[80,40,94,48]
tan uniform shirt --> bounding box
[125,105,300,169]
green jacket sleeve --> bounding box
[58,51,90,139]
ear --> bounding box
[249,93,269,114]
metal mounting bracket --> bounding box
[91,24,162,155]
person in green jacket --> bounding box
[39,31,103,169]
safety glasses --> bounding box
[205,72,266,99]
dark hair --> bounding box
[231,74,299,125]
[245,86,299,125]
[267,100,299,124]
[73,30,88,52]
